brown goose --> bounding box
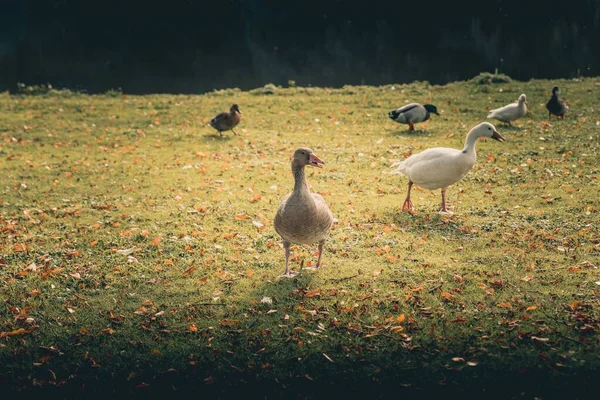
[210,104,242,136]
[274,148,334,277]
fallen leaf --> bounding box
[0,328,26,338]
[569,300,581,311]
[531,336,550,343]
[304,290,321,298]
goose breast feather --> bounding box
[274,192,333,245]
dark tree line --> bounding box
[1,0,599,93]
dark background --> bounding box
[2,0,599,94]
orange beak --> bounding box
[308,153,324,168]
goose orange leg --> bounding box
[231,129,238,136]
[402,181,414,211]
[439,187,450,213]
[408,121,415,131]
[280,241,298,278]
[304,241,325,271]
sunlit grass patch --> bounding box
[1,77,599,396]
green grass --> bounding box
[1,77,600,397]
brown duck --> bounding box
[274,148,334,277]
[210,104,242,136]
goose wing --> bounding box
[395,147,472,190]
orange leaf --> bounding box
[188,323,198,332]
[151,236,161,246]
[0,328,26,338]
[235,214,250,220]
[396,314,406,323]
[183,266,196,277]
[250,194,262,203]
[569,300,581,311]
[497,302,512,309]
[304,290,321,298]
[219,319,239,327]
[440,292,454,301]
[38,354,52,363]
[525,306,537,312]
[134,306,149,315]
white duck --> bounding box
[274,148,334,277]
[392,122,504,213]
[487,94,527,125]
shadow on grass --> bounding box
[378,208,471,238]
[201,133,234,141]
[390,128,430,137]
[493,123,524,131]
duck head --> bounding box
[474,122,504,142]
[424,104,440,116]
[230,104,242,114]
[552,86,560,95]
[292,147,324,169]
[518,94,527,105]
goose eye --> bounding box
[488,127,491,130]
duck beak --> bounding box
[309,153,325,168]
[492,130,505,142]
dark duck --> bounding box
[210,104,242,136]
[388,103,439,131]
[546,86,568,119]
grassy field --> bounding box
[1,76,599,398]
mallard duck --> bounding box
[274,148,334,277]
[487,94,527,125]
[391,122,504,213]
[546,86,568,119]
[210,104,242,136]
[389,103,439,131]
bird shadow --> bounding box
[378,208,468,238]
[390,129,430,137]
[496,124,523,131]
[201,133,234,141]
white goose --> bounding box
[274,148,334,277]
[391,122,504,213]
[487,94,527,125]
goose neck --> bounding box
[462,131,479,154]
[292,164,309,193]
